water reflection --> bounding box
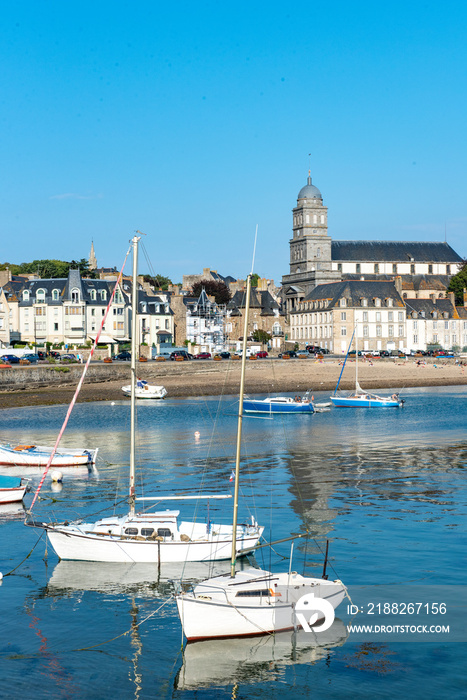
[175,620,348,690]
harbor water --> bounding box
[0,385,466,699]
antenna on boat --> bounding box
[322,540,329,580]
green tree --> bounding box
[191,280,231,305]
[143,274,172,291]
[251,273,260,287]
[447,261,467,304]
[252,329,271,344]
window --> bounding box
[374,264,379,274]
[413,335,418,344]
[376,312,381,322]
[413,320,418,330]
[321,215,325,224]
[35,307,46,316]
[90,289,96,301]
[52,289,59,301]
[101,290,107,301]
[341,312,346,321]
[340,298,346,307]
[387,298,393,307]
[411,264,415,274]
[374,298,381,307]
[398,312,404,322]
[433,321,437,330]
[316,247,321,258]
[393,264,397,274]
[54,323,58,331]
[363,311,368,322]
[341,327,347,336]
[337,263,342,272]
[388,325,394,337]
[356,264,361,274]
[445,321,449,330]
[363,325,369,337]
[398,325,404,336]
[388,311,393,321]
[446,265,451,274]
[36,288,46,302]
[165,319,169,329]
[428,264,433,274]
[433,334,438,343]
[71,289,80,303]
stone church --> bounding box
[281,173,463,316]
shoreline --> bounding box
[0,358,465,409]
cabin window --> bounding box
[236,589,271,598]
[157,528,172,538]
[125,528,139,536]
[141,528,155,537]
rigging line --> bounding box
[28,243,133,513]
[3,530,45,577]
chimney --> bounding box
[394,276,402,295]
[448,291,455,306]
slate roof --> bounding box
[302,280,405,309]
[228,290,280,316]
[332,241,463,263]
[403,298,458,319]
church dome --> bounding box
[298,174,322,200]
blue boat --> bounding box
[330,327,404,409]
[0,475,29,504]
[243,396,315,414]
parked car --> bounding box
[278,350,298,358]
[193,352,212,360]
[255,351,268,358]
[37,351,47,360]
[112,351,131,361]
[48,351,61,359]
[169,351,193,361]
[22,353,40,363]
[0,354,20,364]
[216,351,231,359]
[60,353,77,361]
[380,350,390,357]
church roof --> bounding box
[332,241,463,263]
[298,174,322,200]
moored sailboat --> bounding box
[26,235,263,563]
[176,270,346,641]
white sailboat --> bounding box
[176,271,347,641]
[121,380,167,399]
[0,443,98,468]
[330,326,404,408]
[27,235,263,563]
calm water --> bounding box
[0,386,466,699]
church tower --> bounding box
[282,173,340,313]
[88,241,97,271]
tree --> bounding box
[191,279,231,305]
[447,261,467,304]
[252,329,271,344]
[251,273,260,287]
[143,274,172,291]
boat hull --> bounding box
[43,526,262,563]
[330,396,401,408]
[176,577,346,641]
[0,485,27,504]
[243,399,314,414]
[0,444,98,467]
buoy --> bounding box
[194,431,200,437]
[51,470,63,483]
[111,402,115,406]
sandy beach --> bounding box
[0,356,465,409]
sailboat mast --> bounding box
[355,323,358,392]
[129,234,139,516]
[230,272,252,578]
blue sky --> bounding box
[1,1,466,284]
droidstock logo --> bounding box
[295,592,335,633]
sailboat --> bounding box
[27,235,263,563]
[330,326,404,408]
[176,271,346,641]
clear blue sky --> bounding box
[1,1,466,284]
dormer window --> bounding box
[101,290,107,302]
[71,288,80,303]
[36,288,46,303]
[90,289,96,301]
[52,289,59,301]
[340,298,346,307]
[387,298,393,307]
[432,311,438,319]
[361,297,368,307]
[23,290,30,302]
[374,298,381,307]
